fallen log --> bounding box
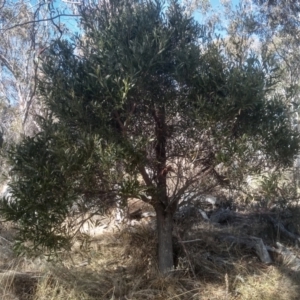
[198,209,210,221]
[268,216,300,243]
[266,242,300,271]
[210,209,235,223]
[221,235,272,264]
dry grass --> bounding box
[232,266,300,300]
[1,200,300,299]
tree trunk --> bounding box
[152,106,175,274]
[155,203,174,274]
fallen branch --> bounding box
[178,239,202,244]
[266,242,300,271]
[0,235,13,244]
[210,209,235,223]
[221,235,272,264]
[268,216,300,243]
[198,209,210,221]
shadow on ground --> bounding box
[42,208,300,300]
[1,205,300,299]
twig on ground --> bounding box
[178,239,202,244]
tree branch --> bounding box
[166,166,213,212]
[138,166,153,187]
[1,14,80,31]
[0,53,17,75]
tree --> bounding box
[218,0,300,187]
[1,0,299,274]
[252,0,300,33]
[0,0,81,183]
[0,0,80,140]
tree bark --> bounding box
[155,202,174,273]
[152,105,175,274]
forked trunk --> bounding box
[155,203,174,273]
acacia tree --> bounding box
[1,0,299,274]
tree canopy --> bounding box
[0,0,299,273]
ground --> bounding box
[1,191,300,299]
